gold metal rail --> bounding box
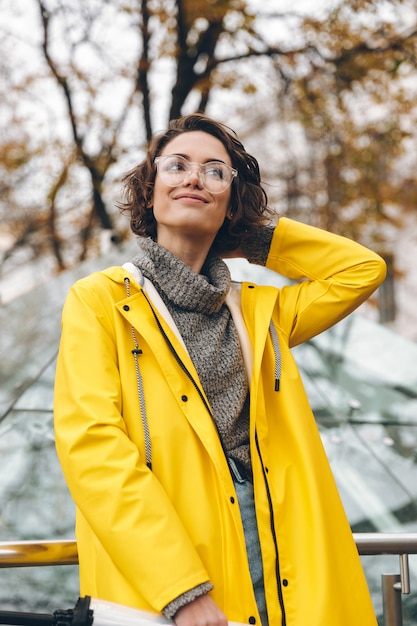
[1,533,417,567]
[0,539,77,568]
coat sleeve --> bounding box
[54,277,210,612]
[265,217,387,346]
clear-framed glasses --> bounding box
[154,154,237,194]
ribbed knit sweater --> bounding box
[134,240,252,476]
[132,226,274,617]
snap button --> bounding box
[249,617,256,624]
[181,395,188,402]
[283,579,288,587]
[230,497,235,504]
[123,305,130,311]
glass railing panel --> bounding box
[0,242,135,418]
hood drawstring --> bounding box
[269,320,282,391]
[124,275,152,470]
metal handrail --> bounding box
[0,539,77,568]
[1,533,417,568]
[353,532,417,555]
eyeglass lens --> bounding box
[155,155,236,193]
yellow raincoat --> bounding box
[54,217,386,625]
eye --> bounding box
[164,156,188,172]
[204,162,226,180]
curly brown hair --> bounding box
[118,113,273,252]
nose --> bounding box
[183,163,203,188]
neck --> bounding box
[156,230,215,273]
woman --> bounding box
[54,114,386,626]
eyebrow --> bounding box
[170,152,228,165]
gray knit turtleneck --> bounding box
[132,227,275,619]
[133,238,251,477]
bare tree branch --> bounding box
[36,0,114,236]
[136,0,153,141]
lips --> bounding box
[173,193,208,203]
